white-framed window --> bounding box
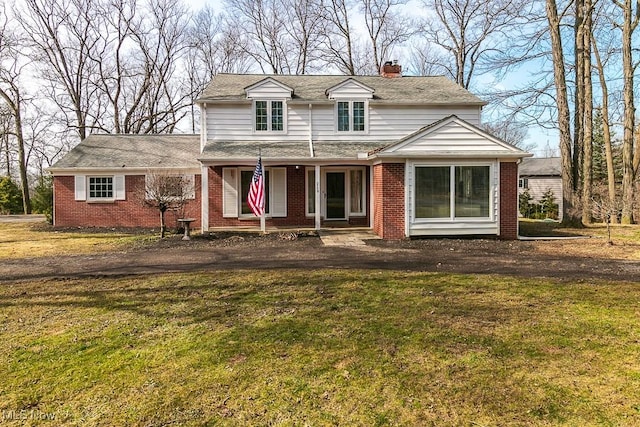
[519,178,528,189]
[414,164,492,220]
[254,100,285,132]
[75,174,125,202]
[89,176,113,200]
[305,167,366,216]
[335,100,367,132]
[222,167,287,218]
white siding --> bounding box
[246,79,292,98]
[520,177,563,220]
[393,121,501,154]
[207,104,481,142]
[327,80,374,99]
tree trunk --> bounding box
[592,34,618,223]
[617,0,638,224]
[581,0,593,224]
[546,0,577,223]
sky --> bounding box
[183,0,558,157]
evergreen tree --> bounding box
[31,175,53,223]
[0,176,23,214]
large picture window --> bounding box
[254,100,284,132]
[415,165,491,219]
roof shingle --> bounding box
[197,74,486,105]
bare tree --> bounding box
[482,120,533,151]
[419,0,531,89]
[320,0,360,75]
[592,21,618,223]
[545,0,579,223]
[18,0,102,140]
[142,171,195,238]
[359,0,412,74]
[612,0,639,224]
[0,6,31,213]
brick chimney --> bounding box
[380,60,402,78]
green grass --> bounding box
[1,270,640,426]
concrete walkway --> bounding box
[318,229,381,247]
[0,214,46,223]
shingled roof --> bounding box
[49,134,201,171]
[519,157,562,176]
[197,74,486,105]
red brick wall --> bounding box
[53,175,201,229]
[373,163,405,239]
[207,165,370,228]
[499,162,519,240]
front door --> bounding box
[325,172,346,220]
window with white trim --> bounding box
[222,167,287,218]
[89,176,114,200]
[414,165,491,220]
[519,178,528,189]
[254,100,285,132]
[336,101,366,132]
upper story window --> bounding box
[254,100,285,132]
[336,101,366,132]
[89,176,113,200]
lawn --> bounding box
[0,222,155,259]
[2,270,640,426]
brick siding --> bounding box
[372,163,405,239]
[207,165,370,228]
[499,162,519,240]
[53,175,201,229]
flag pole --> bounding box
[259,149,266,233]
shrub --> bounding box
[0,176,24,214]
[32,175,53,223]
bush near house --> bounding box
[31,175,54,223]
[0,176,23,214]
[519,188,559,220]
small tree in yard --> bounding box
[142,172,195,238]
[591,182,623,245]
[539,189,559,220]
[519,189,534,218]
[31,175,53,223]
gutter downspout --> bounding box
[200,103,209,234]
[309,103,321,231]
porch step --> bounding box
[318,229,381,247]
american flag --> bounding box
[247,156,265,217]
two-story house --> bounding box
[49,68,531,239]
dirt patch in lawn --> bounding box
[1,224,638,283]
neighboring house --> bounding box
[49,65,531,239]
[518,157,563,220]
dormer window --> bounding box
[337,101,366,132]
[254,100,285,132]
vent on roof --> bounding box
[380,60,402,78]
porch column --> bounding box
[315,164,321,230]
[200,164,209,234]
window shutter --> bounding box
[114,175,126,200]
[270,167,287,217]
[74,175,86,200]
[222,168,238,217]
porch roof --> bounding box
[199,140,385,163]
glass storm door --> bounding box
[325,172,346,219]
